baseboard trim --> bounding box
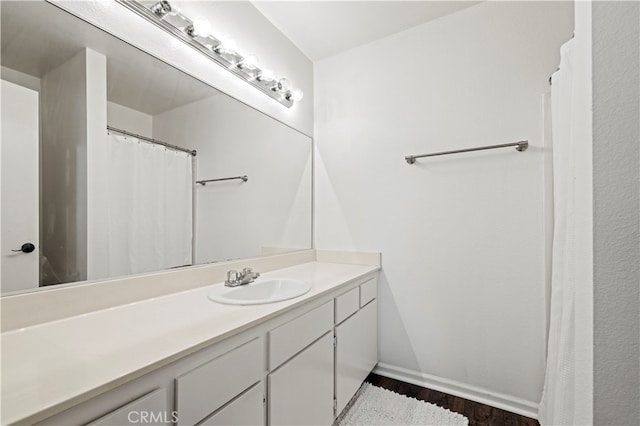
[373,363,540,420]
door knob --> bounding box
[12,243,35,253]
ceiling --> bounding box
[1,1,218,116]
[252,1,481,61]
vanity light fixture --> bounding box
[274,78,291,93]
[186,16,211,38]
[238,54,258,70]
[288,89,304,102]
[117,0,303,108]
[217,35,237,54]
[150,0,171,18]
[257,68,275,82]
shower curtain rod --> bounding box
[107,125,197,156]
[405,141,528,164]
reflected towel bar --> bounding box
[405,141,528,164]
[197,176,248,185]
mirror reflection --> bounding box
[0,1,312,294]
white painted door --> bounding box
[1,79,39,293]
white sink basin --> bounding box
[208,278,312,305]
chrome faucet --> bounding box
[225,267,260,287]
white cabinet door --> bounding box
[335,300,378,414]
[268,332,334,426]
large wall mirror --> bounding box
[0,1,313,294]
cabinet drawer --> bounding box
[360,277,377,307]
[335,287,359,325]
[269,301,333,369]
[88,388,169,426]
[200,383,264,426]
[175,338,263,426]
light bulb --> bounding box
[290,88,304,102]
[191,16,211,37]
[257,68,274,81]
[220,35,237,53]
[276,78,291,93]
[240,54,259,70]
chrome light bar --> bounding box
[117,0,303,108]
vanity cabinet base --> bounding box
[33,273,378,426]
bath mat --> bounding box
[336,382,469,426]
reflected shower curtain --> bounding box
[107,133,192,277]
[538,39,579,425]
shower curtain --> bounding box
[538,39,579,425]
[107,133,192,277]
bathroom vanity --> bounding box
[1,252,379,425]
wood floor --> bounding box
[365,373,539,426]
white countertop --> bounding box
[0,261,378,425]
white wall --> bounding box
[40,48,108,284]
[591,2,640,424]
[315,1,573,415]
[40,49,90,284]
[86,49,108,281]
[153,94,312,263]
[107,102,152,138]
[55,0,313,137]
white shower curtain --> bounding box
[538,39,579,425]
[107,133,192,277]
